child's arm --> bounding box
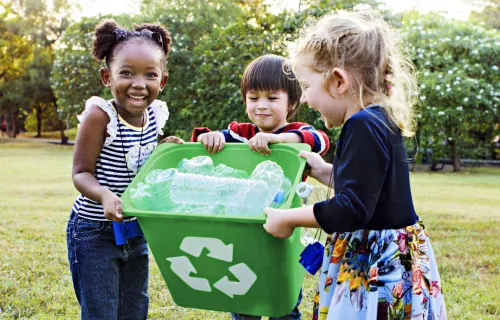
[286,123,330,156]
[298,151,333,186]
[263,206,319,238]
[72,106,123,222]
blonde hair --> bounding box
[290,11,418,137]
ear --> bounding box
[160,73,169,90]
[100,67,111,87]
[328,67,349,97]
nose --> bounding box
[300,93,307,104]
[257,99,268,110]
[132,76,146,89]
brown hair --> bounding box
[92,19,172,71]
[241,54,302,118]
[290,11,418,137]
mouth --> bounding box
[256,114,271,118]
[128,94,147,106]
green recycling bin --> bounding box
[121,143,309,317]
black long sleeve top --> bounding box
[313,105,419,233]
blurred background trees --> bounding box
[1,0,498,170]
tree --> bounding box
[0,1,34,137]
[403,11,500,171]
[1,0,74,141]
[468,0,499,30]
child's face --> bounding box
[294,64,346,129]
[101,40,167,118]
[245,90,289,133]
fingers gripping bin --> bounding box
[121,143,310,317]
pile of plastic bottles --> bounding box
[129,156,292,216]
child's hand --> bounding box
[263,207,295,238]
[298,151,329,181]
[198,132,225,154]
[101,190,124,222]
[160,136,185,144]
[248,132,281,155]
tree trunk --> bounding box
[53,100,68,144]
[9,109,19,138]
[36,103,43,137]
[449,140,460,172]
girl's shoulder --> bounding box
[77,96,118,147]
[148,99,169,136]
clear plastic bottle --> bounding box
[212,164,249,179]
[130,182,154,210]
[295,182,328,245]
[250,160,284,193]
[171,173,273,207]
[148,168,177,211]
[177,156,214,175]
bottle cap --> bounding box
[273,190,285,203]
[295,182,312,199]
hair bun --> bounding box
[92,19,120,61]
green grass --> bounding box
[1,139,499,319]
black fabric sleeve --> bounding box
[313,115,390,233]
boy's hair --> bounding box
[241,54,302,118]
[290,11,418,137]
[92,19,172,72]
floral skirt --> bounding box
[312,221,447,320]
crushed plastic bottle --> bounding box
[295,182,328,245]
[213,164,249,179]
[171,173,273,208]
[177,156,214,175]
[130,182,154,210]
[250,160,284,192]
[148,168,177,211]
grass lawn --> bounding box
[1,139,499,319]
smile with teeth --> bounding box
[128,95,147,105]
[129,95,146,100]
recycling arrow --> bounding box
[166,256,211,292]
[213,263,257,298]
[167,237,257,297]
[180,237,233,262]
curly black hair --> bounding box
[92,19,172,71]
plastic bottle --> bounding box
[295,182,328,245]
[177,156,214,175]
[250,160,284,193]
[130,182,154,210]
[144,168,177,211]
[212,164,249,179]
[171,173,273,207]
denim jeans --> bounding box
[230,288,303,320]
[66,211,149,320]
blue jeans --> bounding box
[231,288,303,320]
[66,211,149,320]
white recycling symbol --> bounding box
[166,237,257,298]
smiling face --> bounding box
[245,90,289,133]
[294,62,351,129]
[100,39,167,121]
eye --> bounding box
[120,71,132,76]
[248,97,258,101]
[147,72,159,78]
[268,97,278,101]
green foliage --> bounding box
[402,11,500,165]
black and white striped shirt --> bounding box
[72,97,169,221]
